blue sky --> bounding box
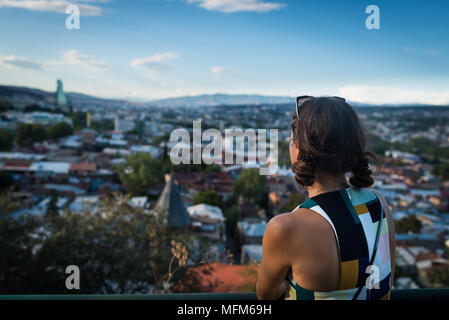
[0,0,448,104]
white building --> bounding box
[30,162,71,175]
[115,117,135,132]
[238,219,267,245]
[130,145,161,158]
[69,196,99,213]
[187,204,225,222]
[241,244,263,264]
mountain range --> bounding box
[0,84,447,109]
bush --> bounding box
[395,215,422,234]
[0,128,14,151]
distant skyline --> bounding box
[1,0,449,105]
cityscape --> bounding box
[1,80,449,293]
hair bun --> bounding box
[292,160,315,187]
[349,157,374,188]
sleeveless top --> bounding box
[285,187,392,300]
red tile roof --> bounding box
[173,172,234,194]
[1,161,32,171]
[69,162,96,172]
[416,252,442,262]
[173,262,258,293]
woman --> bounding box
[256,96,396,300]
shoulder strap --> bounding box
[352,189,384,300]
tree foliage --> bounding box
[432,163,449,181]
[15,123,48,147]
[224,206,240,238]
[0,128,14,151]
[234,169,267,204]
[192,190,223,209]
[395,215,422,234]
[428,266,449,287]
[284,193,305,212]
[118,153,164,196]
[69,111,87,129]
[48,122,73,140]
[0,194,201,294]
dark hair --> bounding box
[291,97,379,188]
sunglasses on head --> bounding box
[295,96,346,120]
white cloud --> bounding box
[130,52,180,72]
[187,0,286,13]
[0,54,42,69]
[131,52,179,86]
[47,50,107,72]
[210,66,228,75]
[402,46,438,56]
[0,0,105,16]
[0,50,106,72]
[338,85,449,106]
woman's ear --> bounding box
[289,132,300,165]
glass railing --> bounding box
[1,289,449,300]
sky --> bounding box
[0,0,448,104]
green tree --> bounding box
[118,153,163,196]
[432,164,449,181]
[151,134,170,146]
[0,192,214,294]
[0,188,20,215]
[234,169,267,203]
[15,123,48,147]
[0,173,13,192]
[0,99,13,112]
[69,111,87,129]
[428,266,449,287]
[192,190,223,208]
[395,215,422,234]
[284,193,306,212]
[0,128,14,151]
[224,205,241,238]
[46,192,59,219]
[0,213,42,293]
[367,134,391,156]
[278,139,291,168]
[48,122,73,140]
[92,119,114,132]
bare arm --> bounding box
[256,216,291,300]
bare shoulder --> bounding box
[265,208,318,242]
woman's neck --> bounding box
[307,174,349,198]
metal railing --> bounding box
[1,289,449,300]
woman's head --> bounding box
[290,96,378,188]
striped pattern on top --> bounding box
[285,187,391,300]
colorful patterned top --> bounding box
[285,187,392,300]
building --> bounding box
[55,79,68,111]
[130,145,161,158]
[154,175,190,228]
[238,218,267,245]
[173,171,234,200]
[241,244,263,264]
[69,162,97,175]
[187,204,225,240]
[115,116,135,132]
